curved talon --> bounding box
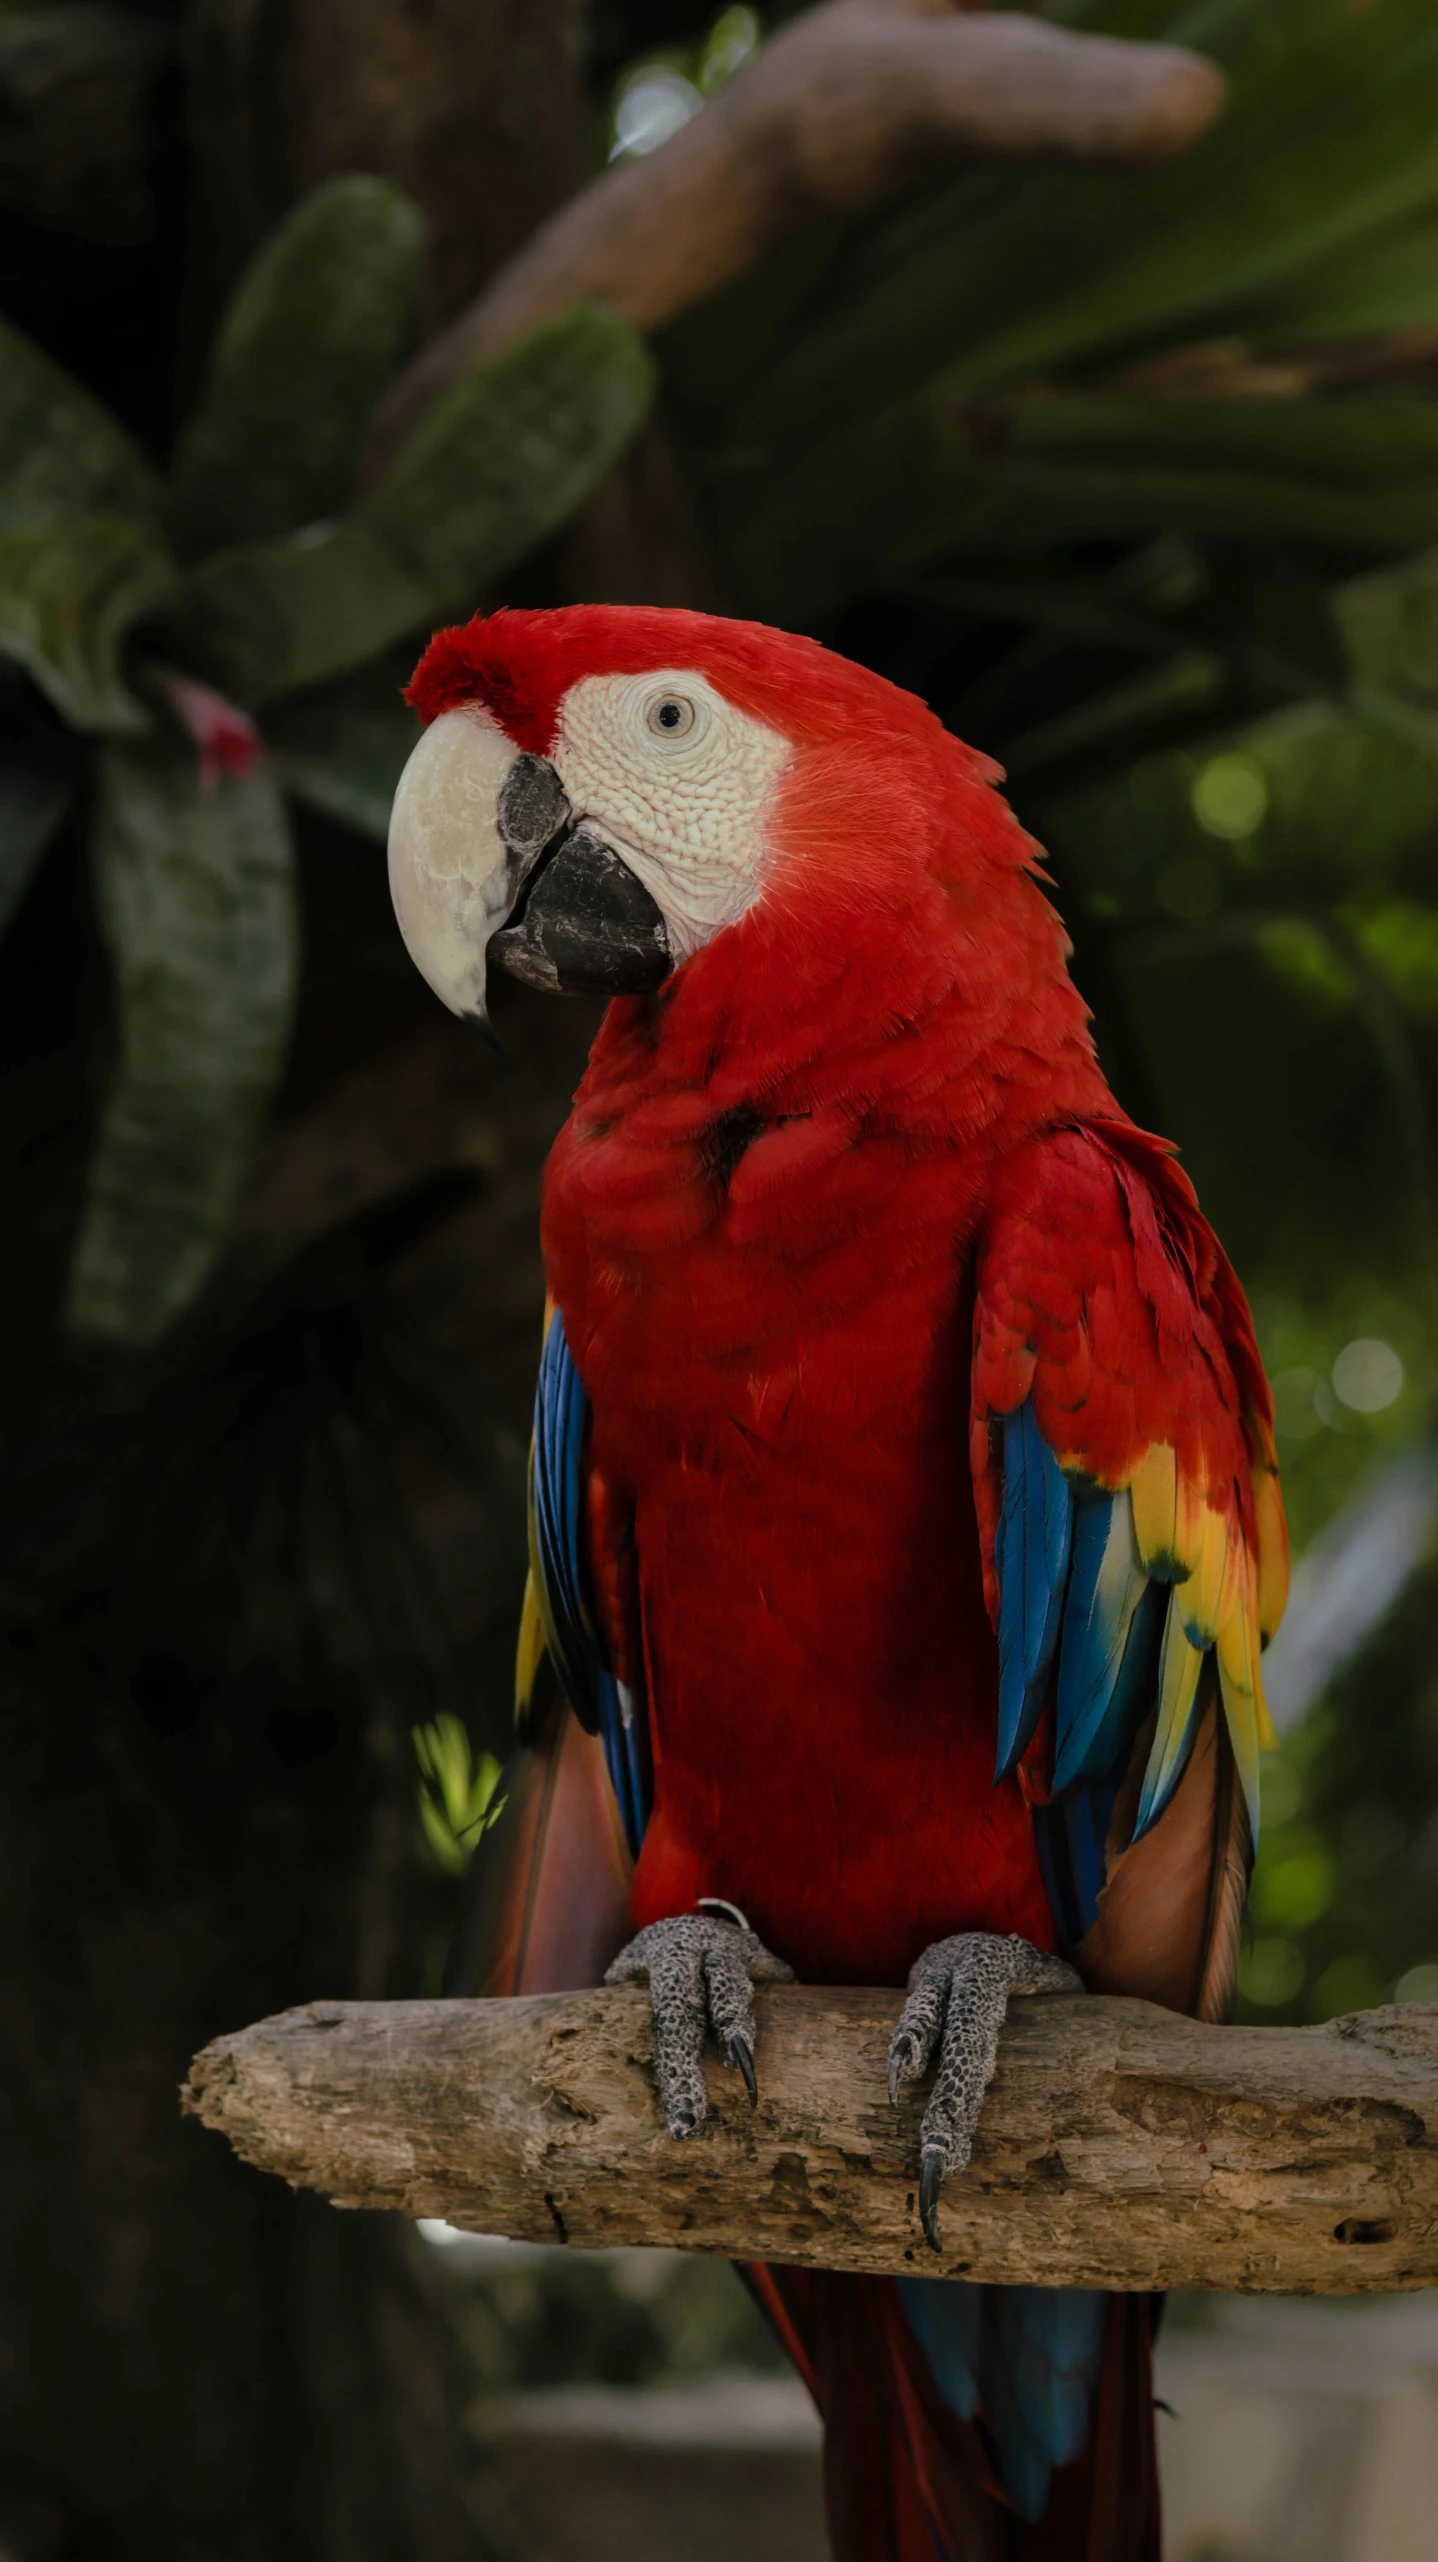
[919,2146,946,2253]
[728,2032,758,2107]
[888,2032,919,2109]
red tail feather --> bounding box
[750,2266,1159,2562]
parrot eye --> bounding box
[645,692,696,739]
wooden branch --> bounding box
[363,1,1226,474]
[184,1988,1438,2294]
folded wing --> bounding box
[971,1119,1288,2015]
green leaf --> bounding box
[67,740,298,1346]
[168,176,428,563]
[164,302,657,708]
[733,393,1438,622]
[1354,900,1438,1019]
[413,1713,503,1874]
[162,519,411,715]
[1003,649,1227,778]
[1241,209,1438,345]
[0,311,162,533]
[358,295,655,598]
[0,516,175,730]
[1335,550,1438,705]
[728,394,987,623]
[732,0,1438,445]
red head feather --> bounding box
[408,605,990,768]
[405,604,1101,1108]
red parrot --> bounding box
[388,605,1288,2561]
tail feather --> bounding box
[899,2278,1107,2523]
[1075,1684,1243,2015]
[1196,1712,1252,2025]
[759,2269,1005,2562]
[751,2264,1158,2562]
[443,1681,632,1997]
[1026,2294,1161,2562]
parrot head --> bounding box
[388,604,1072,1056]
[389,603,888,1026]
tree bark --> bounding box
[186,1988,1438,2295]
[186,0,586,333]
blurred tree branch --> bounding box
[365,0,1225,475]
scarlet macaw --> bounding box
[388,605,1287,2562]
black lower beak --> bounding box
[489,823,671,998]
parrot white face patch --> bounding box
[551,670,791,963]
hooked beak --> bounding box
[387,710,671,1027]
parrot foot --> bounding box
[605,1910,795,2139]
[887,1932,1083,2253]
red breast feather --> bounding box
[443,610,1116,1977]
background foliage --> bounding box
[4,0,1438,2551]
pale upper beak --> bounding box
[387,708,671,1024]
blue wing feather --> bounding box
[1052,1491,1148,1790]
[994,1404,1073,1778]
[993,1402,1177,1946]
[530,1309,650,1857]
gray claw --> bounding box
[728,2033,758,2107]
[888,2033,919,2110]
[919,2146,946,2253]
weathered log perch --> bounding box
[183,1988,1438,2294]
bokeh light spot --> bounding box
[1191,753,1269,840]
[1240,1938,1303,2005]
[1331,1337,1404,1412]
[611,68,702,158]
[1156,856,1220,921]
[1313,1954,1385,2019]
[1254,1847,1335,1930]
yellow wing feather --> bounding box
[514,1297,562,1729]
[515,1569,547,1724]
[1133,1444,1281,1834]
[1129,1441,1181,1571]
[1252,1465,1290,1643]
